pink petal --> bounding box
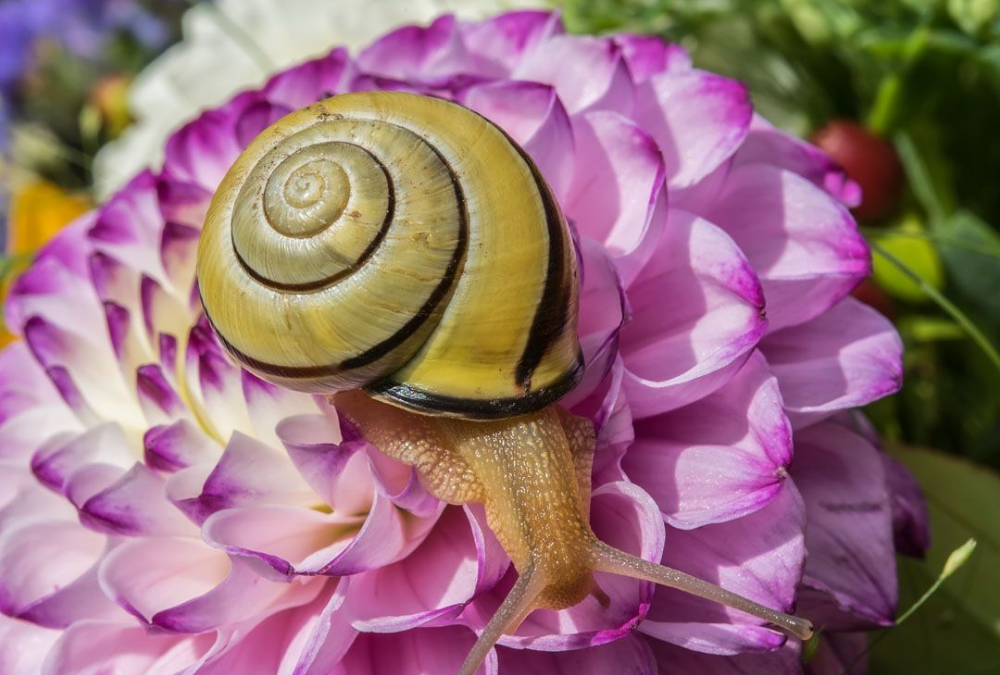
[562,237,629,409]
[1,404,81,462]
[277,412,374,513]
[0,343,62,422]
[41,620,213,675]
[639,484,806,654]
[263,49,353,109]
[626,352,792,528]
[0,614,60,675]
[0,520,107,620]
[139,274,190,354]
[563,111,666,281]
[80,464,196,536]
[158,219,202,295]
[620,210,767,418]
[648,639,802,675]
[762,298,902,428]
[881,453,930,557]
[614,34,691,82]
[735,115,862,208]
[706,164,870,331]
[144,419,219,472]
[243,373,323,449]
[190,580,330,675]
[459,81,576,201]
[136,364,189,425]
[514,35,634,114]
[331,627,485,675]
[280,580,357,675]
[202,504,367,580]
[792,422,896,629]
[458,10,564,75]
[23,315,142,426]
[162,109,243,191]
[347,505,504,632]
[357,15,487,85]
[31,422,132,494]
[498,633,657,673]
[188,432,316,520]
[633,69,751,188]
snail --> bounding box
[197,91,813,675]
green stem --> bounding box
[870,242,1000,375]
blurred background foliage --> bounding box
[1,0,999,670]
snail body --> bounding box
[197,91,813,675]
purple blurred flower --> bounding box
[0,0,171,98]
[0,11,927,675]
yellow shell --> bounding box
[197,91,582,419]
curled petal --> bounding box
[332,627,489,675]
[564,111,666,281]
[144,419,219,472]
[0,520,107,622]
[626,352,792,528]
[762,298,902,428]
[562,237,629,409]
[41,619,213,675]
[707,164,870,331]
[736,115,862,208]
[514,35,634,114]
[31,422,132,494]
[189,432,317,518]
[357,15,485,85]
[620,210,766,418]
[648,640,802,675]
[347,505,504,632]
[640,484,806,654]
[0,614,60,675]
[263,49,353,109]
[614,34,691,82]
[277,412,373,513]
[458,10,563,75]
[793,422,896,629]
[80,464,197,536]
[498,633,658,673]
[633,69,751,189]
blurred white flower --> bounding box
[92,0,546,198]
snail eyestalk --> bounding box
[332,392,813,675]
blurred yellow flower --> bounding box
[1,180,91,346]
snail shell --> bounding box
[197,91,583,419]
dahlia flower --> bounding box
[0,10,927,675]
[92,0,547,198]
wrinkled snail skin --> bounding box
[197,91,582,419]
[196,91,814,675]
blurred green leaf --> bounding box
[947,0,999,35]
[935,210,1000,320]
[870,446,1000,674]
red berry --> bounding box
[811,120,903,221]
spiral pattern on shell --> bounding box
[197,91,583,418]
